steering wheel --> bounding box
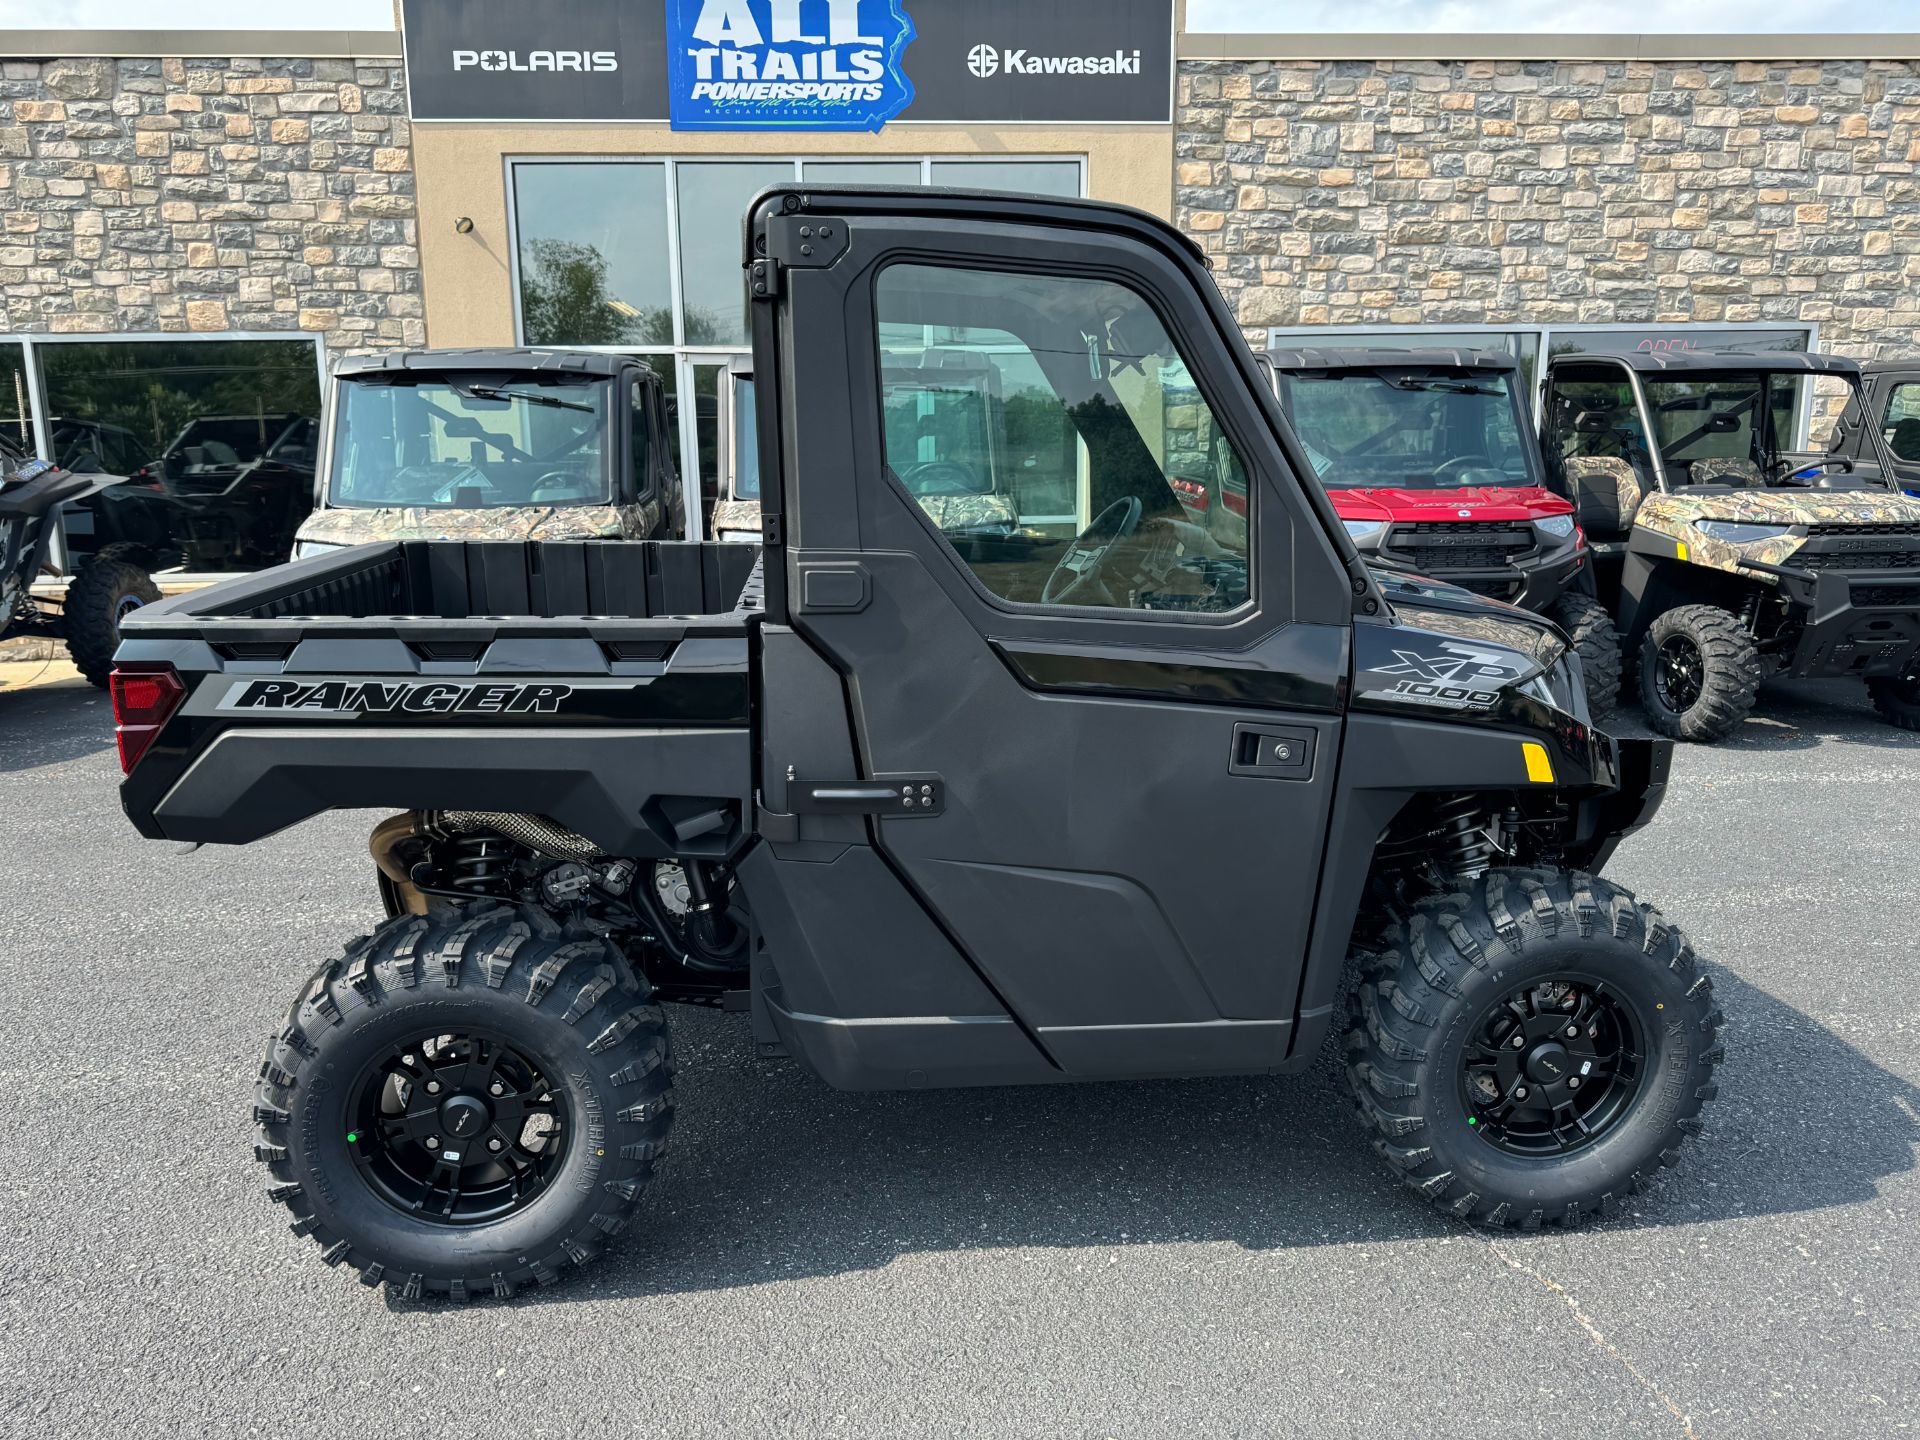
[1433,454,1495,482]
[1042,496,1142,606]
[900,460,980,497]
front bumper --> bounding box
[1565,735,1672,872]
[1743,561,1920,678]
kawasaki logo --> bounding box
[452,49,619,74]
[219,679,574,716]
[967,45,1141,77]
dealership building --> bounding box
[0,2,1915,553]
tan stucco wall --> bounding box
[413,123,1174,348]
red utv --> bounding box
[1253,348,1619,708]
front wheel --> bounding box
[1638,604,1762,742]
[1866,672,1920,732]
[1549,594,1621,720]
[1344,868,1723,1227]
[253,903,673,1300]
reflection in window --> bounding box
[0,342,27,465]
[515,164,674,347]
[41,338,322,572]
[875,263,1249,614]
[675,163,793,347]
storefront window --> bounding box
[40,338,323,573]
[674,162,794,347]
[510,155,1089,537]
[0,342,29,464]
[515,163,674,347]
[929,161,1082,197]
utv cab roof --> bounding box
[1553,349,1860,377]
[1263,347,1521,374]
[332,348,651,381]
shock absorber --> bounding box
[1433,795,1497,880]
[446,832,512,893]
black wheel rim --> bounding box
[1654,634,1704,714]
[1459,977,1646,1157]
[347,1029,570,1227]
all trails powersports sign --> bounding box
[400,0,1174,126]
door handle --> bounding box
[1229,724,1316,780]
[790,774,944,816]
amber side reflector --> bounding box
[1522,741,1556,785]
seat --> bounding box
[1561,455,1646,540]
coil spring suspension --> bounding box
[447,833,512,893]
[1434,796,1498,880]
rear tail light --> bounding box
[109,665,186,775]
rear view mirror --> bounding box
[1573,411,1613,435]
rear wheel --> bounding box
[253,903,673,1300]
[1344,868,1722,1227]
[1866,672,1920,732]
[64,554,160,688]
[1549,594,1621,720]
[1638,604,1761,742]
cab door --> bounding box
[755,193,1355,1078]
[1857,371,1920,494]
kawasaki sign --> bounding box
[401,0,1174,125]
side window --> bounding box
[1883,383,1920,463]
[630,381,652,497]
[873,263,1250,615]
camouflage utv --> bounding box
[1544,350,1920,739]
[291,349,683,558]
[711,350,1029,549]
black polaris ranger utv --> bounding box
[1544,350,1920,738]
[1257,348,1619,710]
[112,188,1721,1300]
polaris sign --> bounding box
[401,0,1173,126]
[666,0,917,132]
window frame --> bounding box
[505,154,1088,539]
[866,253,1259,625]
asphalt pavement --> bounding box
[0,673,1914,1438]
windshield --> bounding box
[328,375,612,510]
[729,374,759,501]
[1641,374,1802,482]
[1273,370,1537,490]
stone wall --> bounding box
[0,54,420,351]
[1177,58,1920,424]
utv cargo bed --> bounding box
[115,540,763,852]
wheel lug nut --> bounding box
[425,1081,441,1095]
[1511,1034,1525,1049]
[425,1136,440,1149]
[1567,1076,1582,1090]
[1515,1086,1529,1100]
[488,1138,503,1152]
[1565,1025,1579,1038]
[490,1083,504,1096]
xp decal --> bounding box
[1364,645,1528,712]
[667,0,916,132]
